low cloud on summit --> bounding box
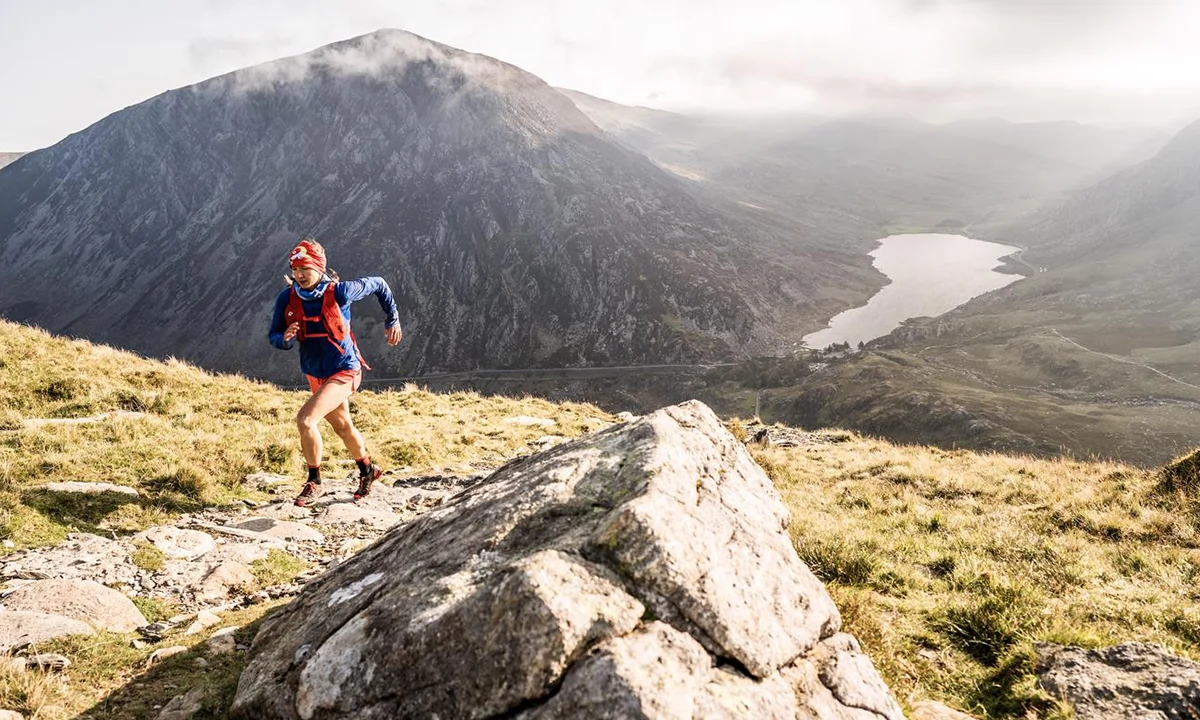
[1,0,1199,147]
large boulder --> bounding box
[1036,642,1200,719]
[231,401,904,719]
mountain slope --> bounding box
[0,152,23,170]
[766,118,1200,465]
[0,30,875,381]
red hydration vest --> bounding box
[284,283,370,369]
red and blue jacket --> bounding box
[268,276,400,380]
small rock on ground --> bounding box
[155,686,205,720]
[0,611,94,653]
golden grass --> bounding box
[0,320,612,551]
[741,423,1199,717]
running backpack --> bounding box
[284,283,371,369]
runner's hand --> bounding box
[385,325,402,346]
[283,322,300,342]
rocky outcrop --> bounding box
[231,401,903,719]
[1035,642,1200,719]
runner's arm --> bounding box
[268,289,295,350]
[338,277,401,329]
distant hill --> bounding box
[764,118,1200,466]
[0,30,879,381]
[0,152,24,170]
[559,91,1164,237]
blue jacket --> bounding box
[269,277,400,379]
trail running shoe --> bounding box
[294,481,323,507]
[354,465,383,501]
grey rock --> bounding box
[156,686,205,720]
[148,646,189,665]
[232,518,325,544]
[184,610,222,635]
[810,634,905,720]
[0,579,147,632]
[0,710,24,720]
[519,622,711,719]
[204,543,271,565]
[244,472,293,490]
[205,626,240,655]
[0,611,94,653]
[231,401,892,719]
[0,533,138,588]
[138,527,217,560]
[1036,642,1200,720]
[196,560,255,603]
[25,653,71,672]
[312,503,400,530]
[34,481,139,497]
[910,700,978,720]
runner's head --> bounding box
[289,238,326,289]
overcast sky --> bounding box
[3,0,1200,149]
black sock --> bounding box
[307,465,321,483]
[355,457,372,476]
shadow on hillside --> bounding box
[74,610,278,719]
[21,487,207,538]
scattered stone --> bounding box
[204,543,270,565]
[24,653,71,672]
[230,401,895,719]
[314,503,400,531]
[530,435,565,449]
[1036,641,1200,720]
[131,639,149,650]
[138,527,217,560]
[193,657,208,668]
[912,700,979,719]
[205,627,239,655]
[0,533,138,588]
[148,646,189,665]
[0,578,147,632]
[243,472,293,491]
[0,710,24,720]
[0,611,94,653]
[1,540,13,549]
[185,610,222,636]
[233,518,324,544]
[138,620,176,642]
[34,481,140,498]
[155,686,205,720]
[196,560,256,604]
[502,415,556,427]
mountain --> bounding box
[0,152,24,170]
[0,30,880,381]
[766,118,1200,466]
[559,92,1163,237]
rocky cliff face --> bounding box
[0,30,862,380]
[230,401,905,719]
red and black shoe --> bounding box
[354,465,383,501]
[294,481,323,507]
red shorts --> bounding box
[305,369,362,395]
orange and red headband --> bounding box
[289,240,326,274]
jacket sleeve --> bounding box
[338,277,401,328]
[268,288,295,350]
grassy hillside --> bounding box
[2,319,1198,718]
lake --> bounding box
[802,233,1023,350]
